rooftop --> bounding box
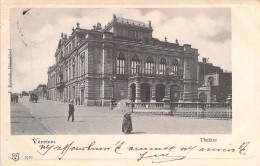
[116,17,148,28]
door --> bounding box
[81,89,84,105]
[130,83,136,102]
[156,84,165,102]
[170,85,180,102]
[141,83,151,102]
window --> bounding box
[117,28,122,36]
[72,39,75,48]
[138,32,142,38]
[65,68,68,81]
[131,54,140,74]
[69,66,72,80]
[66,47,68,55]
[122,29,127,37]
[145,56,154,74]
[72,64,75,78]
[129,30,134,38]
[80,53,85,76]
[81,59,84,75]
[159,58,166,75]
[69,44,72,52]
[186,60,190,68]
[129,30,138,38]
[208,77,214,86]
[172,59,178,75]
[135,31,138,38]
[116,53,125,74]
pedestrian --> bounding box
[75,97,78,105]
[15,96,18,103]
[122,112,133,134]
[68,100,75,122]
[77,97,80,105]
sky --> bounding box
[11,8,231,93]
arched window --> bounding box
[131,54,140,74]
[72,58,76,78]
[65,68,68,82]
[159,58,166,75]
[172,59,178,75]
[116,53,125,74]
[145,56,154,74]
[208,77,214,86]
[80,53,85,76]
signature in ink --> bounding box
[137,151,186,163]
[37,141,111,160]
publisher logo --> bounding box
[12,153,19,162]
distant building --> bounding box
[198,58,232,102]
[22,91,29,96]
[34,84,47,99]
[47,15,200,106]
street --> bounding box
[11,97,232,135]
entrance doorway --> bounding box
[141,83,150,102]
[81,89,84,105]
[199,92,207,102]
[170,85,180,102]
[72,86,75,100]
[130,83,136,102]
[156,84,165,102]
[60,91,63,101]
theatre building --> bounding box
[47,15,199,106]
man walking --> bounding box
[68,100,75,122]
[77,97,80,105]
[75,97,78,105]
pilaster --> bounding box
[135,82,141,102]
[151,83,156,102]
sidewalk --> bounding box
[11,102,52,135]
[25,96,114,111]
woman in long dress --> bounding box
[122,112,133,134]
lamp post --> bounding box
[110,76,116,110]
[163,65,171,108]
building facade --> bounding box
[198,58,232,102]
[34,84,47,99]
[47,15,199,106]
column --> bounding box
[68,64,70,81]
[127,83,131,99]
[100,79,105,105]
[135,82,141,102]
[151,83,156,102]
[141,54,145,74]
[100,48,105,105]
[79,57,81,77]
[127,52,131,75]
[68,86,70,100]
[84,51,87,75]
[165,83,170,98]
[76,54,79,78]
